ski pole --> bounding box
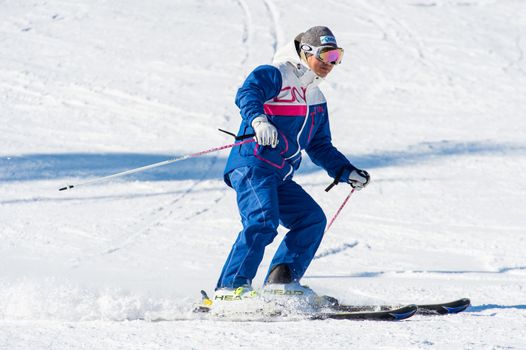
[58,138,255,191]
[324,188,355,233]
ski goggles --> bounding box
[300,43,344,65]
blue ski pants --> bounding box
[216,166,327,289]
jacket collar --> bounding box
[273,40,324,87]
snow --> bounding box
[1,0,525,348]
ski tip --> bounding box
[456,298,471,307]
[442,298,471,314]
[417,297,472,315]
[389,304,418,320]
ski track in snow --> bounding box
[234,0,252,66]
[235,0,280,67]
[1,0,526,349]
[74,154,222,264]
[313,241,359,260]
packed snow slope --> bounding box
[1,0,525,348]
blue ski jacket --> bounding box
[224,41,351,186]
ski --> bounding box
[417,298,471,315]
[194,303,417,321]
[330,298,471,315]
[193,290,417,321]
[310,304,417,321]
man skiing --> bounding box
[214,26,370,304]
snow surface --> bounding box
[1,0,526,348]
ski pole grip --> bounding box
[218,128,255,141]
[325,167,346,192]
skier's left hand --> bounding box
[341,166,370,190]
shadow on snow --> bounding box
[1,140,524,183]
[468,304,526,313]
[304,266,526,279]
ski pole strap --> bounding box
[325,167,347,192]
[218,128,255,141]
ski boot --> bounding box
[262,265,338,309]
[213,285,258,302]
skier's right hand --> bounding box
[252,115,278,148]
[341,166,370,190]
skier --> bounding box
[214,26,370,305]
